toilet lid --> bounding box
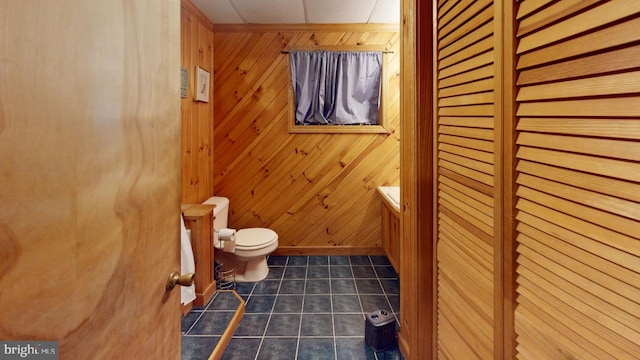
[235,228,278,250]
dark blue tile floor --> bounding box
[182,255,402,360]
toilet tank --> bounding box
[202,196,229,230]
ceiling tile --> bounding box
[305,0,377,23]
[192,0,244,24]
[231,0,306,23]
[368,0,400,23]
[191,0,400,25]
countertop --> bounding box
[377,186,400,216]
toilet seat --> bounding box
[235,228,278,251]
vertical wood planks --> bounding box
[181,2,215,204]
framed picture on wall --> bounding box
[195,66,210,102]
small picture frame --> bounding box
[195,66,210,102]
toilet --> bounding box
[203,196,278,282]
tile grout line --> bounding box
[253,256,287,360]
[305,258,312,359]
[331,257,338,360]
[294,256,308,360]
[183,292,219,336]
[371,256,388,360]
[353,257,368,322]
[373,261,399,326]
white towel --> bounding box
[180,215,196,305]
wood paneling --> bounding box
[398,0,436,357]
[181,1,214,203]
[181,204,216,307]
[435,0,498,357]
[378,189,401,272]
[514,2,640,359]
[212,25,400,253]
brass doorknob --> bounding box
[166,271,195,291]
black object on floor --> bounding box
[365,309,397,351]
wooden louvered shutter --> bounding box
[435,0,498,358]
[514,2,640,359]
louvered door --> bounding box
[514,1,640,359]
[435,0,498,358]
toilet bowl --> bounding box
[203,196,278,282]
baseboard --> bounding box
[272,246,386,256]
[194,280,217,307]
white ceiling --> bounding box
[191,0,400,24]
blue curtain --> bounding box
[290,51,382,125]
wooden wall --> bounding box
[181,0,214,204]
[211,24,400,253]
[397,0,435,357]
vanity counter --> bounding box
[377,186,400,216]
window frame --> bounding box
[286,45,391,134]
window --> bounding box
[287,48,389,134]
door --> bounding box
[433,0,500,358]
[0,1,182,359]
[513,2,640,358]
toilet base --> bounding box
[216,251,270,283]
[235,256,269,282]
